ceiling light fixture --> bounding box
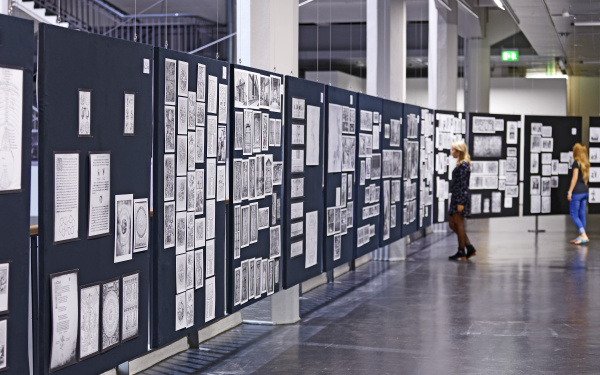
[457,0,479,19]
[556,57,567,75]
[298,0,314,7]
[493,0,505,11]
[437,0,452,12]
[573,21,600,27]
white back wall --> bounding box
[403,77,567,116]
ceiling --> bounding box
[102,0,600,76]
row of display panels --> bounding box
[2,19,597,375]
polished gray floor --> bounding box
[146,216,600,375]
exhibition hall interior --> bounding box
[2,0,600,373]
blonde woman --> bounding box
[448,140,476,260]
[568,143,590,244]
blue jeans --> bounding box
[570,192,588,234]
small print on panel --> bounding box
[88,152,111,238]
[123,91,135,135]
[114,194,134,263]
[50,270,78,372]
[121,272,139,342]
[78,89,92,137]
[133,198,149,252]
[101,279,119,350]
[79,282,100,360]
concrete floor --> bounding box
[146,215,600,374]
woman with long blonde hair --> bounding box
[448,140,476,260]
[568,143,590,244]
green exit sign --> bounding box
[502,50,519,61]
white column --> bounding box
[236,0,299,77]
[464,37,490,114]
[0,0,9,15]
[366,0,406,101]
[428,0,458,111]
[236,0,300,325]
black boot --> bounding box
[448,247,466,261]
[466,244,477,259]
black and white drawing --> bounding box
[291,149,305,174]
[175,292,186,331]
[270,225,281,258]
[50,270,78,370]
[234,69,247,107]
[177,60,188,97]
[101,278,120,351]
[133,198,149,252]
[291,177,304,199]
[507,121,518,144]
[260,75,271,108]
[165,106,176,152]
[165,58,177,105]
[186,212,195,251]
[247,73,259,108]
[164,201,175,248]
[177,96,188,135]
[187,131,196,171]
[292,124,305,145]
[176,176,187,212]
[473,136,503,158]
[121,272,139,342]
[78,89,92,136]
[262,113,270,151]
[177,135,187,176]
[272,161,283,185]
[207,75,218,114]
[187,92,197,131]
[175,211,186,255]
[185,289,194,328]
[218,83,228,124]
[590,127,600,143]
[292,97,306,120]
[79,283,100,360]
[114,194,133,263]
[342,135,356,172]
[472,116,495,133]
[197,63,206,102]
[124,92,135,135]
[328,104,343,173]
[270,75,282,112]
[195,217,205,249]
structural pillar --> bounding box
[236,0,300,325]
[236,0,299,77]
[0,0,8,15]
[366,0,407,102]
[464,37,490,114]
[428,0,458,111]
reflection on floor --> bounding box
[142,215,600,374]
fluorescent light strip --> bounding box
[493,0,505,11]
[437,0,452,12]
[457,0,479,19]
[574,21,600,27]
[299,0,315,7]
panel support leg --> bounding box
[528,215,546,234]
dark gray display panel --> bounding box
[228,65,283,312]
[379,99,404,246]
[419,108,435,228]
[402,104,421,237]
[36,24,152,375]
[589,117,600,214]
[0,14,33,375]
[467,113,522,218]
[523,116,582,216]
[355,94,382,258]
[433,110,466,224]
[323,86,356,271]
[152,48,228,347]
[281,77,325,288]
